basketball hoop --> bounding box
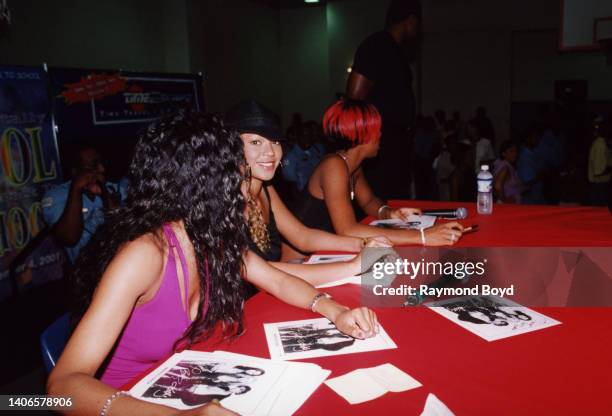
[0,0,10,39]
[594,17,612,66]
[601,38,612,66]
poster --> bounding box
[0,65,64,301]
[48,67,204,180]
[48,67,204,142]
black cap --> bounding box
[225,99,284,142]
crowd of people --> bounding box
[414,105,612,207]
[276,104,611,210]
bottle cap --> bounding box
[481,165,489,171]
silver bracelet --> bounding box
[377,204,390,219]
[100,390,130,416]
[309,292,331,312]
[419,228,426,245]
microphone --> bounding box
[422,207,468,219]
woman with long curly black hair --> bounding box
[47,112,379,416]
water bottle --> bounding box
[477,165,493,215]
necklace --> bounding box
[336,152,355,201]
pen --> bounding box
[463,224,479,233]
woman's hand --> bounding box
[176,402,239,416]
[423,222,463,246]
[389,207,422,221]
[333,307,379,339]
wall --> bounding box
[512,30,612,101]
[326,0,386,98]
[420,30,512,141]
[0,0,281,122]
[420,0,557,143]
[2,0,612,138]
[0,0,190,72]
[193,0,280,115]
[421,0,612,143]
[279,6,329,128]
[160,0,191,73]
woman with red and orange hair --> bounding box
[292,99,463,246]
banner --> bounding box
[0,65,64,301]
[49,68,204,143]
[48,67,204,181]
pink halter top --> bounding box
[100,224,193,388]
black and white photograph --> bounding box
[265,318,397,360]
[427,295,561,341]
[370,215,436,230]
[130,351,287,414]
[304,254,357,264]
[141,360,265,406]
[209,351,331,416]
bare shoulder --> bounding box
[266,185,286,207]
[318,155,349,177]
[101,232,166,292]
[117,232,164,262]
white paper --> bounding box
[264,318,397,361]
[365,363,422,392]
[129,350,329,415]
[325,370,388,404]
[304,254,356,264]
[426,295,561,342]
[370,215,436,230]
[324,363,421,404]
[210,351,330,416]
[420,393,455,416]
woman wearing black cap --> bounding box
[225,99,391,288]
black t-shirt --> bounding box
[352,31,415,130]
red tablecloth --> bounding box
[221,287,612,415]
[126,202,612,414]
[384,200,612,247]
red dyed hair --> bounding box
[322,99,381,148]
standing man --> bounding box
[346,0,421,200]
[42,144,126,263]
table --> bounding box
[127,201,612,414]
[385,200,612,247]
